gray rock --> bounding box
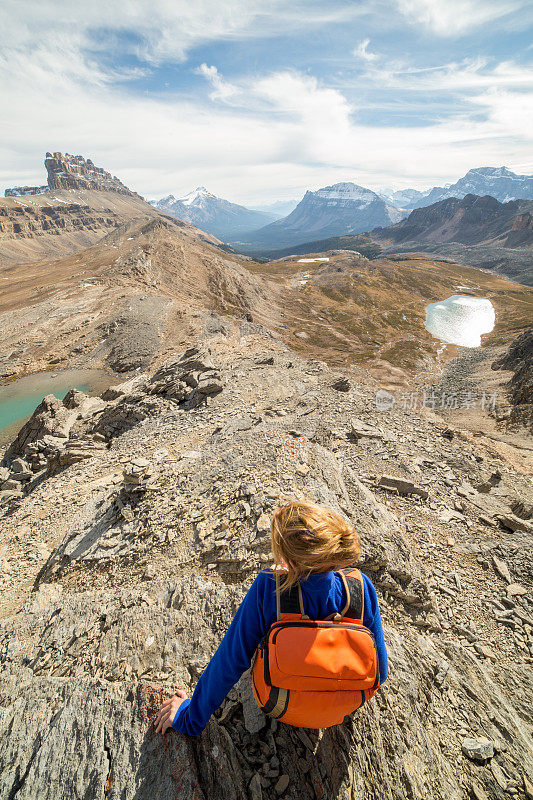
[2,478,22,491]
[461,737,494,762]
[237,670,267,734]
[497,514,533,533]
[4,395,78,461]
[350,419,383,440]
[249,773,263,800]
[0,489,23,506]
[492,555,511,583]
[332,377,350,392]
[377,474,429,500]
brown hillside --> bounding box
[0,189,163,267]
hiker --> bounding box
[155,500,388,736]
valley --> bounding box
[0,152,531,800]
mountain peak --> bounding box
[314,182,377,202]
[469,166,516,178]
[179,186,214,206]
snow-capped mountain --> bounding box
[151,187,275,240]
[236,182,403,250]
[386,167,533,210]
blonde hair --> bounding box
[270,499,360,591]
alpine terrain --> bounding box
[386,167,533,211]
[234,182,402,252]
[367,194,533,286]
[0,153,532,800]
[151,187,275,240]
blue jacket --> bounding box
[172,568,388,736]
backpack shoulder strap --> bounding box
[339,567,364,622]
[275,572,308,620]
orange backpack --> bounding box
[251,567,380,728]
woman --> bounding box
[155,499,388,736]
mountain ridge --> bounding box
[151,187,274,239]
[387,166,533,210]
[234,181,403,251]
[371,193,533,248]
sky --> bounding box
[1,0,532,204]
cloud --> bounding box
[0,0,370,70]
[195,63,240,102]
[361,56,533,92]
[353,38,379,61]
[469,87,533,138]
[395,0,528,36]
[0,1,531,202]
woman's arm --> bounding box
[361,573,389,683]
[172,570,276,736]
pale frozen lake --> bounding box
[425,295,495,348]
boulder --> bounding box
[377,474,429,500]
[497,514,533,533]
[461,738,494,762]
[4,395,78,462]
[350,419,383,440]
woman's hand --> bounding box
[154,689,188,735]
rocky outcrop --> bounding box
[492,327,533,432]
[0,201,121,239]
[4,185,48,197]
[0,331,532,799]
[0,346,224,506]
[4,152,141,198]
[44,152,141,197]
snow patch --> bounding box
[425,295,495,348]
[179,186,213,206]
[297,257,330,263]
[313,182,376,203]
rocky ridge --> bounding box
[5,152,141,198]
[371,194,533,250]
[0,319,532,800]
[492,327,533,433]
[388,167,533,210]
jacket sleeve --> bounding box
[172,570,275,737]
[361,573,389,684]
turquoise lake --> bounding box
[0,370,111,445]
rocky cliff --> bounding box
[0,201,121,238]
[5,152,141,198]
[492,327,533,433]
[0,323,532,800]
